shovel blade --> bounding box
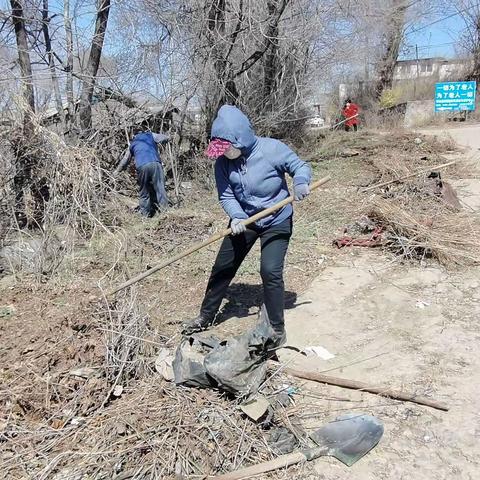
[310,413,384,466]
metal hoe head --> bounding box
[310,413,384,466]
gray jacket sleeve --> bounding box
[152,132,170,144]
[272,140,311,186]
[115,148,132,172]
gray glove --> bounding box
[230,218,246,235]
[294,183,310,201]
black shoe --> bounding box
[181,314,215,335]
[266,328,287,351]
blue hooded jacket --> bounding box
[212,105,311,228]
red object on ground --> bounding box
[333,226,383,248]
[342,103,360,127]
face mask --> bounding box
[224,146,242,160]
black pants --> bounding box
[137,162,169,217]
[345,124,358,132]
[201,217,292,330]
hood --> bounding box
[132,132,150,142]
[211,105,256,151]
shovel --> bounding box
[212,413,384,480]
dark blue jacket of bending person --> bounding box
[116,132,169,171]
[114,131,170,217]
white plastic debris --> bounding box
[0,305,16,318]
[415,301,430,309]
[155,348,174,381]
[113,385,124,397]
[304,346,335,360]
[70,417,86,427]
[69,367,97,379]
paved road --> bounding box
[416,122,480,151]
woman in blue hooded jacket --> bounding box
[183,105,311,347]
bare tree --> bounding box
[10,0,36,226]
[41,0,66,132]
[263,0,287,103]
[455,1,480,82]
[78,0,111,131]
[195,0,304,134]
[374,0,408,99]
[64,0,75,126]
[9,0,35,122]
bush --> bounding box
[379,88,402,109]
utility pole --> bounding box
[414,44,419,100]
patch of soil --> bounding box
[0,286,106,434]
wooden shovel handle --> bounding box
[212,451,307,480]
[107,176,331,296]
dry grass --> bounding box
[367,196,480,265]
[358,137,480,266]
[3,379,275,479]
[1,126,479,479]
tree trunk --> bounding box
[207,0,239,105]
[374,1,407,100]
[263,0,289,108]
[42,0,66,133]
[64,0,75,126]
[78,0,111,131]
[205,0,239,135]
[10,0,35,227]
[10,0,35,122]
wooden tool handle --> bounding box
[107,176,331,296]
[362,160,457,192]
[212,451,307,480]
[284,367,449,411]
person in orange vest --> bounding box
[342,98,360,132]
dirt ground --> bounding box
[1,127,479,479]
[187,125,480,479]
[286,124,480,479]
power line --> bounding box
[405,7,471,36]
[406,41,457,52]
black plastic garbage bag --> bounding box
[173,306,275,396]
[204,333,268,396]
[172,335,219,388]
[268,427,299,455]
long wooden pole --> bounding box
[362,160,457,192]
[212,450,315,480]
[107,176,331,296]
[284,367,449,411]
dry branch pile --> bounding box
[1,291,290,479]
[0,118,117,279]
[358,134,480,266]
[367,196,480,265]
[28,382,273,479]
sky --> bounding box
[402,12,467,60]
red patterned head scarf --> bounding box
[205,138,232,159]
